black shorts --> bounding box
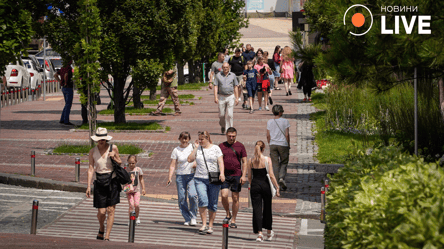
[221,176,242,192]
[93,174,121,209]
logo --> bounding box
[343,4,373,36]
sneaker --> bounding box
[286,92,289,96]
[242,103,246,109]
[266,230,275,241]
[249,110,254,114]
[246,105,250,110]
[289,90,292,95]
[136,217,141,225]
[258,107,262,111]
[268,96,273,105]
[265,106,269,111]
[184,221,190,226]
[256,234,264,242]
[221,127,225,134]
[303,98,307,102]
[308,98,312,102]
[262,97,264,101]
[279,179,287,191]
[190,219,197,226]
[238,97,242,102]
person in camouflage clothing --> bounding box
[151,69,181,116]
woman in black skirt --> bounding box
[244,141,280,242]
[86,127,122,241]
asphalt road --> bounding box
[0,183,85,234]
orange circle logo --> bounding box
[352,13,365,27]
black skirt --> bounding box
[93,173,121,208]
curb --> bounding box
[0,172,87,193]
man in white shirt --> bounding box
[214,63,239,134]
[266,105,290,191]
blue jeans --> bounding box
[194,177,221,212]
[176,174,198,222]
[60,87,73,123]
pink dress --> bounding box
[281,60,294,79]
[254,63,269,83]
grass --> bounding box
[139,99,190,105]
[310,93,383,164]
[77,122,164,131]
[140,94,195,100]
[98,107,173,115]
[156,82,207,91]
[53,144,143,154]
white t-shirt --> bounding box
[171,144,195,175]
[267,117,290,146]
[194,145,223,179]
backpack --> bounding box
[229,56,245,65]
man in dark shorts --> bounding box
[219,127,247,228]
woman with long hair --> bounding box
[243,141,280,242]
[272,45,282,86]
[253,56,272,111]
[280,46,294,96]
[188,131,225,235]
[167,131,198,226]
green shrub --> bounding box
[53,144,143,154]
[325,146,444,248]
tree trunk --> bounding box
[177,61,185,85]
[149,84,157,101]
[133,85,143,109]
[439,77,444,122]
[113,77,126,124]
[188,60,195,83]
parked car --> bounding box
[35,48,61,58]
[50,58,63,72]
[22,57,44,89]
[5,58,31,89]
[36,58,56,81]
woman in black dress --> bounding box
[244,141,280,242]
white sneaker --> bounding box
[265,106,269,111]
[266,230,275,241]
[184,221,190,226]
[136,217,141,225]
[190,219,197,226]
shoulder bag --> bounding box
[264,157,277,197]
[228,144,241,165]
[274,119,290,147]
[201,146,223,185]
[109,144,132,185]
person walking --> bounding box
[86,127,122,241]
[273,46,282,86]
[242,44,256,68]
[298,61,316,101]
[219,127,247,228]
[244,140,280,242]
[54,60,74,125]
[187,131,225,235]
[254,57,271,111]
[214,62,239,134]
[223,48,230,63]
[267,105,290,191]
[263,51,276,105]
[228,48,246,109]
[167,131,198,226]
[151,69,181,116]
[243,60,259,114]
[208,52,225,90]
[280,46,295,96]
[123,155,145,224]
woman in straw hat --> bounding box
[86,127,122,241]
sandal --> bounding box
[266,230,275,241]
[230,223,237,228]
[256,234,264,242]
[199,226,209,235]
[96,230,104,240]
[207,227,214,234]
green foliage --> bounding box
[53,144,143,154]
[325,146,444,248]
[77,121,163,130]
[156,82,207,91]
[0,1,34,76]
[131,59,164,92]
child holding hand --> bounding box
[124,155,145,225]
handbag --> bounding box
[109,144,132,185]
[264,157,277,197]
[201,146,223,185]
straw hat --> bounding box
[91,127,113,141]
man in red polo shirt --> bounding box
[219,127,247,228]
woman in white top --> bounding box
[86,127,122,241]
[188,131,225,235]
[167,131,198,226]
